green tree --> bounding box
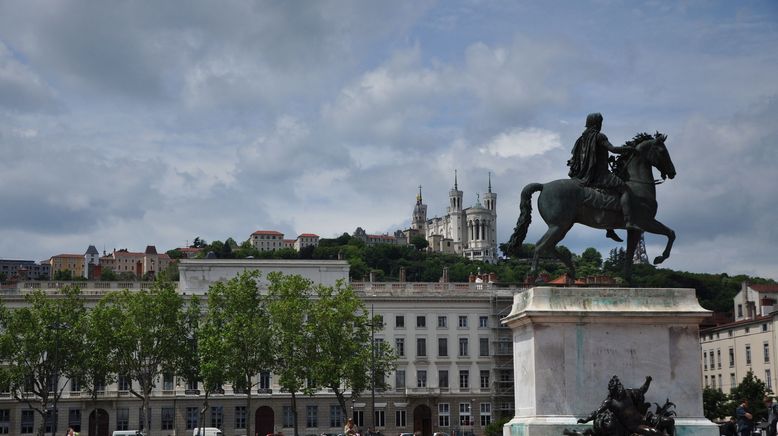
[702,387,730,420]
[99,268,117,281]
[266,273,318,436]
[308,280,397,419]
[100,282,191,433]
[52,269,73,281]
[80,298,121,435]
[729,370,768,420]
[0,286,87,436]
[410,235,429,250]
[485,417,511,436]
[200,271,273,436]
[166,248,185,260]
[191,237,207,248]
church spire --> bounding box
[416,185,423,204]
[454,170,458,190]
[488,172,492,193]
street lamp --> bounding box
[49,319,70,436]
[370,304,375,435]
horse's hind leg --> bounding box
[623,229,642,283]
[534,224,575,278]
[641,219,675,264]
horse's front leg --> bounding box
[640,219,675,264]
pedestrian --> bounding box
[736,399,753,436]
[766,397,778,436]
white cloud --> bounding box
[479,127,561,158]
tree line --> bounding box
[176,234,776,314]
[0,272,395,436]
[704,370,770,421]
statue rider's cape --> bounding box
[568,128,602,185]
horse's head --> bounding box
[637,132,676,180]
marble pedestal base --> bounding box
[501,287,718,436]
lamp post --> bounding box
[49,318,70,436]
[370,304,375,435]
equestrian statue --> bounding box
[505,113,677,282]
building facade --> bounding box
[410,173,498,263]
[0,260,519,436]
[250,231,321,252]
[0,259,49,281]
[49,253,86,278]
[700,282,778,394]
[99,246,172,279]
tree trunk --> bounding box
[247,375,253,436]
[291,391,299,436]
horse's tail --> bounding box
[506,183,543,257]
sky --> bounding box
[0,0,776,279]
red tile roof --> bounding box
[51,254,83,259]
[298,233,319,238]
[751,284,778,293]
[178,247,202,253]
[252,230,284,236]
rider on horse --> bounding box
[567,113,641,241]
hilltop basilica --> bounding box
[408,171,498,263]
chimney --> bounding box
[399,267,406,283]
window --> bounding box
[438,338,448,357]
[417,316,426,328]
[704,375,708,387]
[0,409,8,434]
[729,348,735,367]
[395,410,407,428]
[330,405,343,428]
[70,377,81,392]
[396,316,405,328]
[703,352,708,370]
[21,410,34,434]
[479,316,488,328]
[459,403,472,426]
[718,374,722,388]
[480,403,492,426]
[711,376,716,389]
[395,338,405,357]
[68,408,81,432]
[163,373,174,390]
[458,316,468,328]
[417,338,427,357]
[767,369,773,391]
[439,370,449,389]
[746,345,752,365]
[118,374,130,391]
[374,409,385,427]
[161,407,174,430]
[186,407,198,430]
[459,338,469,357]
[764,323,769,332]
[746,327,750,334]
[187,379,198,391]
[765,343,771,363]
[480,370,490,389]
[438,403,450,427]
[283,406,294,428]
[417,370,427,388]
[306,405,318,428]
[211,406,223,428]
[396,369,406,389]
[717,349,721,369]
[729,330,733,337]
[438,316,447,328]
[117,408,129,430]
[259,371,271,391]
[353,410,364,427]
[459,370,469,389]
[235,406,247,429]
[730,373,736,390]
[480,338,489,357]
[738,304,743,317]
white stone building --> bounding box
[0,260,519,436]
[700,282,778,394]
[411,173,498,263]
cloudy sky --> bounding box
[1,1,776,279]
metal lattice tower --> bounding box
[633,233,650,264]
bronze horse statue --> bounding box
[506,132,676,282]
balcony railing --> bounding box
[404,387,440,396]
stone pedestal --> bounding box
[502,287,717,436]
